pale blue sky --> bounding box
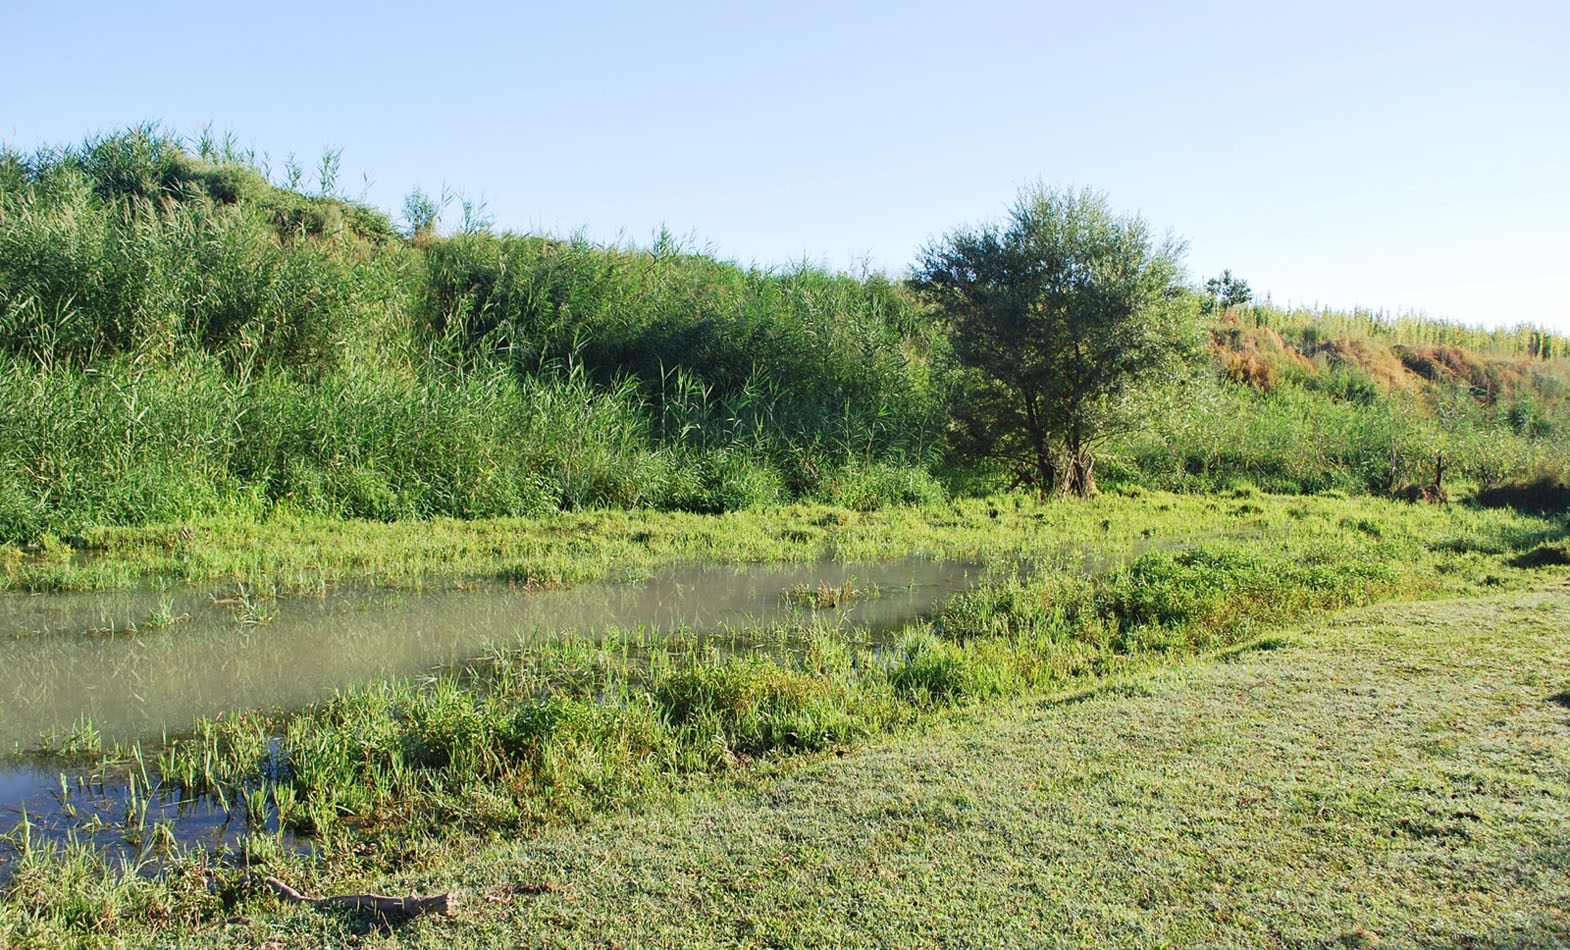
[7,0,1567,330]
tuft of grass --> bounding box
[780,577,874,609]
[33,716,103,758]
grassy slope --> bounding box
[4,132,1569,541]
[186,584,1570,949]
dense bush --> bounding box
[0,130,947,538]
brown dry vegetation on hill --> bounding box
[1211,323,1315,390]
[1303,335,1411,390]
[1210,311,1569,403]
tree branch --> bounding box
[262,875,457,917]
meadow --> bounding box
[1,489,1566,946]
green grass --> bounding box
[389,585,1565,949]
[14,580,1566,947]
[356,584,1570,948]
[3,492,1565,945]
[3,123,1568,947]
[3,488,1558,593]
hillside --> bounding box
[0,127,1565,541]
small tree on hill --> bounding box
[1202,269,1252,314]
[915,185,1195,497]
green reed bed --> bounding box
[2,127,1568,561]
[0,128,947,546]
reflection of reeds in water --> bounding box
[0,558,977,754]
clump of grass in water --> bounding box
[34,716,102,758]
[780,577,876,609]
[139,597,188,630]
[214,585,276,626]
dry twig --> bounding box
[262,875,456,917]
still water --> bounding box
[0,557,992,872]
[0,557,983,752]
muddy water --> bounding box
[0,557,985,752]
[0,557,992,872]
[2,537,1228,875]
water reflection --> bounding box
[0,557,983,752]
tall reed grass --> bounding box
[0,125,1564,543]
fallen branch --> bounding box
[262,875,456,917]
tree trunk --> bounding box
[1033,451,1059,499]
[1063,424,1096,498]
[1066,451,1097,497]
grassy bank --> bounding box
[2,493,1566,945]
[250,584,1559,949]
[3,488,1559,594]
[2,128,1567,543]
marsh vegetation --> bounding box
[0,127,1566,946]
[0,127,1566,548]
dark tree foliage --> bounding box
[915,185,1196,496]
[1202,269,1253,314]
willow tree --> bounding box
[915,185,1194,496]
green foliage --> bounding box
[817,462,947,511]
[915,184,1199,496]
[1102,544,1389,648]
[654,655,864,754]
[0,126,1566,542]
[0,129,949,539]
[1201,269,1253,314]
[400,185,441,240]
[417,231,942,466]
[0,127,401,371]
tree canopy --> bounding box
[914,185,1196,496]
[1202,269,1253,314]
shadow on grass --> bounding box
[1508,543,1570,569]
[1216,633,1295,660]
[1472,475,1570,514]
[1036,635,1296,710]
[1036,679,1156,709]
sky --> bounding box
[6,0,1568,330]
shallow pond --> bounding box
[0,538,1201,875]
[0,556,1000,873]
[0,557,986,752]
